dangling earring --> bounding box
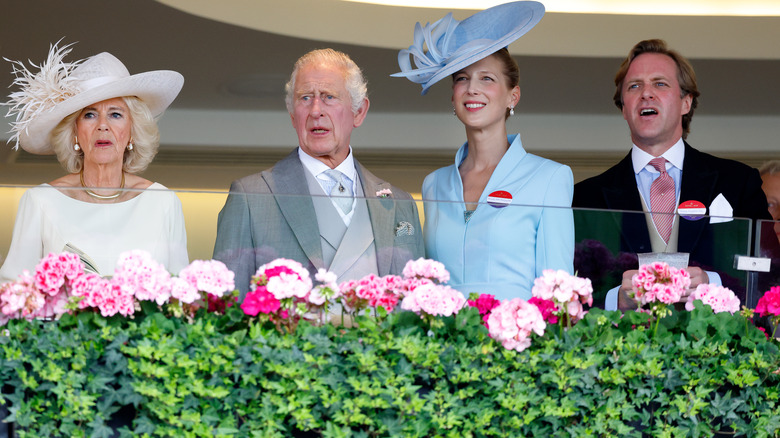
[127,140,134,151]
[509,106,515,117]
[452,107,456,116]
[74,137,80,151]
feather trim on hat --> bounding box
[393,13,460,85]
[4,41,82,149]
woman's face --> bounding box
[452,55,519,130]
[75,97,132,168]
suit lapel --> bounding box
[678,143,718,253]
[265,150,324,270]
[601,153,652,254]
[600,153,643,212]
[356,161,395,276]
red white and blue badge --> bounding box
[487,190,513,208]
[678,200,706,221]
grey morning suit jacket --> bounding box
[213,149,425,296]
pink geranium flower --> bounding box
[242,259,339,331]
[70,273,110,310]
[241,286,281,316]
[169,277,201,305]
[468,294,501,328]
[402,258,450,284]
[98,282,136,318]
[399,277,434,296]
[32,289,70,320]
[756,286,780,318]
[308,269,340,308]
[34,252,84,296]
[338,279,367,313]
[338,274,403,314]
[400,283,465,317]
[531,269,592,325]
[631,262,690,307]
[178,259,235,298]
[253,259,312,300]
[0,271,44,319]
[487,298,546,352]
[113,250,172,305]
[468,294,501,315]
[528,297,559,324]
[686,284,740,314]
[357,274,402,312]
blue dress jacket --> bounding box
[422,134,574,300]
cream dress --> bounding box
[0,183,189,282]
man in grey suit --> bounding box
[214,48,424,295]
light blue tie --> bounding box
[323,169,353,214]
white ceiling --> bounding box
[344,0,780,16]
[160,0,780,59]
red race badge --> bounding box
[678,200,706,221]
[487,190,513,208]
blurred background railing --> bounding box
[1,184,776,307]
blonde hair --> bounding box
[50,96,160,174]
[759,160,780,176]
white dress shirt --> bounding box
[298,147,357,225]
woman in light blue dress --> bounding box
[393,1,573,300]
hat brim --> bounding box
[411,1,544,95]
[20,70,184,155]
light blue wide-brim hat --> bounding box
[392,1,545,95]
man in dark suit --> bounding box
[213,49,424,296]
[573,39,769,310]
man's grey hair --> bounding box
[284,48,368,114]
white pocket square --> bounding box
[709,193,733,224]
[395,221,415,236]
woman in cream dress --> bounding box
[0,43,188,281]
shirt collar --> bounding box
[631,138,685,175]
[298,147,357,182]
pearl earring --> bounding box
[509,106,515,116]
[127,141,133,151]
[74,143,80,151]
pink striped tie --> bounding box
[649,157,675,243]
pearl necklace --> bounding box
[80,169,125,200]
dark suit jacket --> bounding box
[573,142,769,271]
[213,149,425,295]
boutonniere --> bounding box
[376,188,392,198]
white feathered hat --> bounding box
[4,41,184,155]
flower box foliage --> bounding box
[1,254,780,437]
